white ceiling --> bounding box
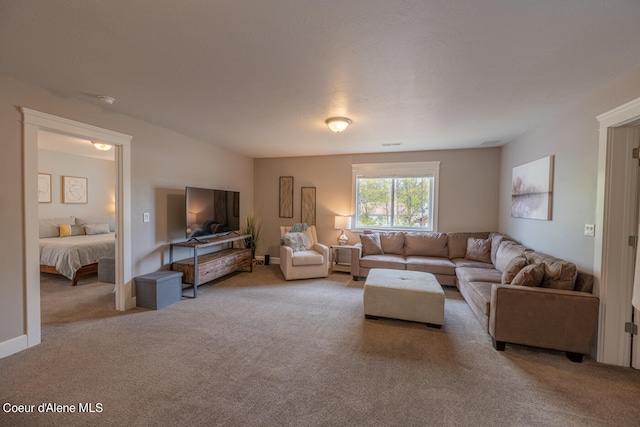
[2,1,640,158]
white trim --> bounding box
[595,96,640,365]
[0,335,28,359]
[18,109,133,357]
[351,161,440,231]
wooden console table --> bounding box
[169,233,252,298]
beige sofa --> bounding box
[350,231,599,362]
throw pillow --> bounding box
[58,223,72,238]
[465,238,491,263]
[511,263,545,287]
[283,232,310,252]
[84,223,111,235]
[360,233,383,256]
[501,256,527,284]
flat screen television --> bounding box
[185,186,240,239]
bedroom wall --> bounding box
[254,148,500,258]
[0,73,254,350]
[38,150,115,220]
[498,66,640,273]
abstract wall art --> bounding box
[511,156,554,220]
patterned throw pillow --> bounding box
[511,263,545,287]
[283,232,310,252]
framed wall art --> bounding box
[62,175,88,204]
[279,176,293,218]
[301,187,316,226]
[38,173,52,203]
[511,156,554,220]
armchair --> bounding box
[279,225,329,280]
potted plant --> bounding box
[241,213,261,260]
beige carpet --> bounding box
[1,267,639,426]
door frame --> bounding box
[22,108,134,349]
[595,97,640,365]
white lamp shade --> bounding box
[334,215,351,230]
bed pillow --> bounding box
[39,216,76,238]
[59,224,72,237]
[76,215,116,232]
[84,223,111,235]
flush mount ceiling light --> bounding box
[97,95,115,105]
[325,117,352,133]
[92,141,113,151]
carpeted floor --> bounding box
[1,266,639,426]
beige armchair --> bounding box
[279,225,329,280]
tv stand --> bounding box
[169,233,252,298]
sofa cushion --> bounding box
[494,241,529,273]
[466,282,494,316]
[405,257,456,276]
[404,232,448,257]
[489,233,509,266]
[360,233,383,256]
[291,250,324,266]
[501,256,527,284]
[379,232,405,254]
[465,238,492,263]
[456,266,503,284]
[525,251,578,291]
[360,254,406,270]
[447,232,490,259]
[511,263,545,287]
[453,259,495,269]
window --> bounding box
[352,162,440,231]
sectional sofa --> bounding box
[350,230,599,362]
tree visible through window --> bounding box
[352,162,439,231]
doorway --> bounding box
[22,108,133,350]
[595,97,640,368]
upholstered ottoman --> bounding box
[363,268,445,328]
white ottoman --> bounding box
[363,269,445,328]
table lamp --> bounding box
[334,215,352,245]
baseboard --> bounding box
[0,334,29,359]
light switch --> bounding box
[584,224,595,237]
[143,212,150,223]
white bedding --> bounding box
[40,232,116,280]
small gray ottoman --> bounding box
[135,271,184,310]
[98,257,115,284]
[363,269,445,328]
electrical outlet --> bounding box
[584,224,595,237]
[143,212,150,223]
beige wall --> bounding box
[0,74,254,345]
[38,150,115,219]
[499,67,640,272]
[254,148,500,258]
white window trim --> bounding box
[351,161,440,232]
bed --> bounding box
[39,215,116,286]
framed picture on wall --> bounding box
[62,175,88,204]
[511,156,554,220]
[279,176,293,218]
[38,173,52,203]
[301,187,316,225]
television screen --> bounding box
[185,187,240,239]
